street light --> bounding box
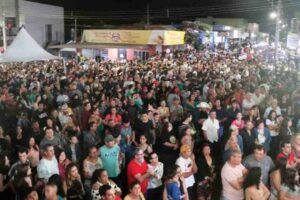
[270,11,277,19]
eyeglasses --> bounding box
[151,156,158,159]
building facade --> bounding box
[0,0,64,49]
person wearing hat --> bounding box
[192,102,210,133]
[99,134,121,183]
[175,145,198,200]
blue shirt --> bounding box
[166,182,182,200]
[99,145,120,178]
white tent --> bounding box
[0,27,59,63]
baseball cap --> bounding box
[104,134,114,143]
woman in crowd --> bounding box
[27,136,39,177]
[163,164,188,200]
[279,168,300,200]
[83,146,103,188]
[91,168,122,200]
[279,117,294,142]
[0,154,13,197]
[55,147,71,180]
[157,100,170,118]
[196,143,217,200]
[13,125,27,152]
[231,111,245,130]
[104,107,122,125]
[137,134,153,161]
[222,126,243,161]
[11,163,32,196]
[244,106,260,126]
[265,110,281,159]
[292,134,300,169]
[269,157,288,200]
[124,181,145,200]
[0,126,11,148]
[243,167,270,200]
[158,122,179,171]
[48,174,65,199]
[63,163,85,199]
[180,128,194,151]
[184,94,197,113]
[147,152,164,200]
[179,112,196,138]
[254,120,271,153]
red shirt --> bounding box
[105,114,122,124]
[276,152,296,166]
[127,159,148,194]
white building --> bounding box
[0,0,64,49]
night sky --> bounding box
[28,0,300,33]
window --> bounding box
[134,50,149,61]
[45,24,52,42]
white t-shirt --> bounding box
[265,119,279,137]
[221,162,245,200]
[202,118,220,143]
[37,157,59,182]
[176,156,195,188]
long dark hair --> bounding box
[0,154,9,174]
[243,167,261,190]
[267,110,277,121]
[48,174,65,198]
[27,136,39,151]
[282,168,298,191]
[274,157,287,179]
[199,143,212,159]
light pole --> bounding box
[1,0,6,51]
[274,0,281,66]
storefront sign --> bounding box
[81,30,185,45]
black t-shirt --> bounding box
[126,105,140,120]
[34,110,48,128]
[160,130,178,155]
[0,138,10,155]
[134,120,154,143]
[216,107,227,126]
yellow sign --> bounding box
[81,30,185,45]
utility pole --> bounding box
[147,3,150,25]
[167,8,170,18]
[2,0,6,51]
[74,17,77,42]
[274,0,281,66]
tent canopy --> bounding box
[0,27,60,63]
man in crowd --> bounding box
[276,140,297,167]
[37,144,59,183]
[100,134,121,184]
[39,128,62,149]
[127,148,153,195]
[99,184,121,200]
[8,147,30,180]
[202,110,220,154]
[243,145,274,185]
[221,150,247,200]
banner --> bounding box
[287,32,300,50]
[81,30,185,45]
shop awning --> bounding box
[49,42,150,49]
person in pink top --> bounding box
[221,150,248,200]
[231,112,245,130]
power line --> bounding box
[17,0,300,21]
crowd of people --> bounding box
[0,48,299,200]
